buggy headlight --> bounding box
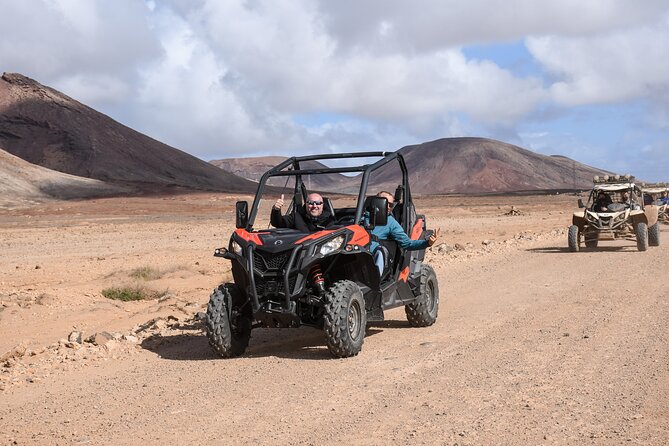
[231,240,243,255]
[319,235,345,256]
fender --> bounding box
[643,205,659,227]
[630,209,649,226]
[572,211,587,228]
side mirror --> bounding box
[365,197,388,229]
[235,201,248,229]
[577,198,585,208]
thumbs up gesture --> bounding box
[273,194,285,210]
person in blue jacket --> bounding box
[660,191,669,204]
[370,191,440,276]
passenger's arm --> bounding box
[389,219,428,250]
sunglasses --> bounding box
[306,200,323,206]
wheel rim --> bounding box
[425,280,435,311]
[348,300,362,339]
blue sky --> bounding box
[1,0,667,181]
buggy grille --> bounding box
[254,250,290,273]
[255,275,298,297]
[252,249,296,297]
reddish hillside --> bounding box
[210,156,356,191]
[215,138,611,195]
[393,137,611,194]
[0,73,256,193]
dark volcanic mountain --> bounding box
[0,72,256,193]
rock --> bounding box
[35,293,56,306]
[454,243,466,251]
[103,340,119,352]
[122,334,138,343]
[195,311,207,321]
[436,243,453,254]
[152,319,167,330]
[0,345,27,362]
[86,331,114,346]
[68,331,83,344]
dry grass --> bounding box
[101,285,167,302]
[129,266,162,280]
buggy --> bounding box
[642,184,668,225]
[568,175,659,252]
[205,151,439,358]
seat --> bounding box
[379,239,399,281]
[322,197,336,220]
[392,185,404,224]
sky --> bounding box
[1,0,668,181]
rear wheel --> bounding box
[584,233,598,248]
[649,223,660,246]
[568,225,580,252]
[405,264,439,327]
[205,284,252,358]
[323,280,366,358]
[636,222,648,251]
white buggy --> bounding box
[569,176,659,252]
[642,184,668,225]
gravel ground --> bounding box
[1,193,667,445]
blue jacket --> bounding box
[370,215,427,253]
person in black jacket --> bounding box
[271,193,335,232]
[592,191,612,212]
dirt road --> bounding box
[1,194,667,445]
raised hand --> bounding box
[273,194,285,210]
[427,227,440,247]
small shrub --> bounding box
[101,285,165,301]
[129,266,161,280]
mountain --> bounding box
[210,156,356,191]
[394,137,610,194]
[0,147,127,208]
[0,72,257,193]
[214,138,610,195]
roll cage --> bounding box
[583,182,643,211]
[242,151,413,232]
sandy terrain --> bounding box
[1,193,667,445]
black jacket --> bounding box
[593,194,612,212]
[271,206,335,232]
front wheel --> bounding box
[636,222,648,251]
[323,280,366,358]
[205,284,252,358]
[649,223,660,247]
[405,264,439,327]
[568,225,580,252]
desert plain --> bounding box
[1,193,668,445]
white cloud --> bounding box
[0,0,667,179]
[0,0,161,107]
[314,0,669,53]
[163,1,545,125]
[527,13,669,106]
